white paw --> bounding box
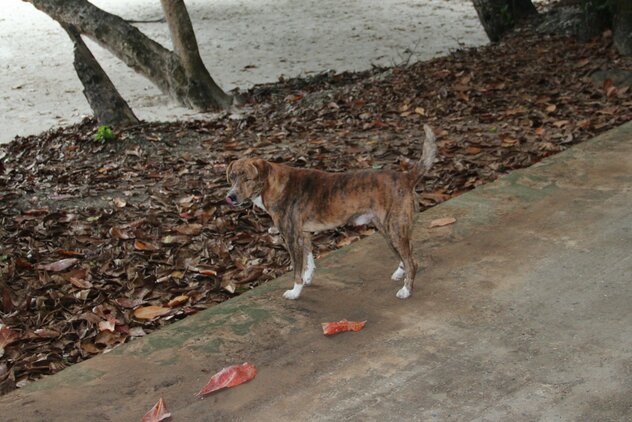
[283,283,303,300]
[302,253,315,285]
[391,263,405,282]
[396,286,411,299]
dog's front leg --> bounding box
[302,233,315,286]
[278,220,306,300]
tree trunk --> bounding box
[62,24,139,127]
[25,0,232,111]
[160,0,232,108]
[613,0,632,55]
[472,0,538,42]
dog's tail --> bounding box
[410,124,437,185]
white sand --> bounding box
[0,0,487,143]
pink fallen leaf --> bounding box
[321,320,367,336]
[140,397,171,422]
[428,217,457,228]
[36,258,78,272]
[197,363,257,396]
[133,306,171,320]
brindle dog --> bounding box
[226,125,437,300]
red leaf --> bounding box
[140,397,171,422]
[321,320,367,336]
[36,258,78,272]
[196,363,257,396]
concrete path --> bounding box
[2,123,632,421]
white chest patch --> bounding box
[353,213,373,226]
[252,195,267,212]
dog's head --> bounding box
[225,158,268,206]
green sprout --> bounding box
[95,125,116,143]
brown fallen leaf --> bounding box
[109,226,134,240]
[174,223,203,236]
[98,319,116,333]
[465,146,481,155]
[63,268,92,289]
[167,295,189,307]
[133,306,171,320]
[0,362,15,395]
[552,120,569,128]
[113,197,127,208]
[336,235,360,248]
[321,320,367,336]
[429,217,457,228]
[56,249,83,257]
[140,397,171,422]
[36,258,78,272]
[501,138,518,147]
[34,328,60,338]
[575,57,590,68]
[0,326,19,358]
[23,208,49,216]
[189,265,217,276]
[15,258,33,269]
[134,240,160,251]
[161,235,189,245]
[196,363,257,396]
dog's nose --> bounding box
[226,192,238,205]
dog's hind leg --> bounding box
[383,216,417,299]
[392,239,416,299]
[391,261,405,281]
[373,219,408,284]
[302,234,315,286]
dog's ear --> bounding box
[243,160,259,180]
[250,159,269,180]
[226,160,235,183]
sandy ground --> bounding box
[0,0,487,144]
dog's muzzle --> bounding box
[226,192,238,205]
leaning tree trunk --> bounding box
[26,0,232,111]
[160,0,232,108]
[62,24,139,127]
[472,0,538,42]
[613,0,632,55]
